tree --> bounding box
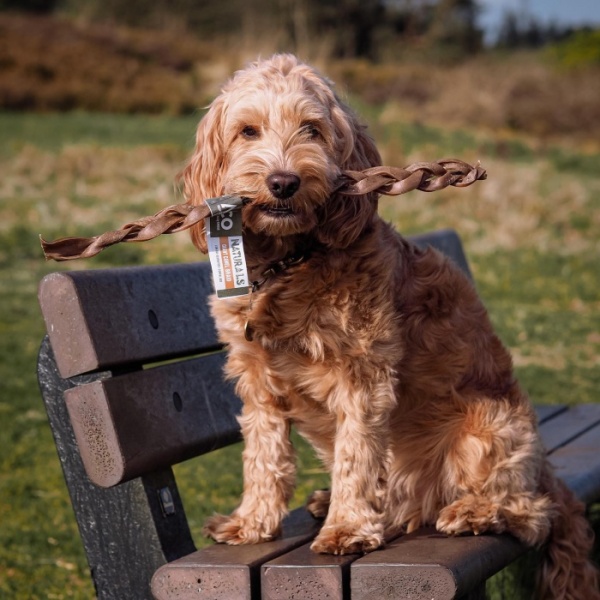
[426,0,482,54]
[0,0,58,12]
[35,0,487,61]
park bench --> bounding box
[37,229,600,600]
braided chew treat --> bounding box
[40,159,486,261]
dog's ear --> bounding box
[316,101,381,249]
[179,96,226,253]
[331,101,381,172]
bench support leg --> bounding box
[38,337,196,600]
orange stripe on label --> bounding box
[220,237,234,288]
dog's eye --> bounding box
[241,126,259,139]
[301,122,321,140]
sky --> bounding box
[478,0,600,41]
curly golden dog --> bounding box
[182,54,598,599]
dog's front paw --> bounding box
[310,524,383,555]
[203,513,280,545]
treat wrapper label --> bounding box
[205,195,245,216]
[205,206,250,298]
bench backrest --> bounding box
[38,229,472,489]
[39,262,242,488]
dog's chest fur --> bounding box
[210,221,404,408]
[210,218,515,417]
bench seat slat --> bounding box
[65,353,242,487]
[262,542,355,600]
[39,263,219,378]
[538,404,600,454]
[534,404,567,425]
[151,508,321,600]
[548,423,600,504]
[349,527,524,600]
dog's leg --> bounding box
[203,401,295,544]
[436,491,553,544]
[433,397,553,546]
[306,489,331,519]
[310,380,393,555]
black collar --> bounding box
[251,250,311,292]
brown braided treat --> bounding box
[40,203,212,261]
[40,159,486,261]
[337,159,487,195]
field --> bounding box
[0,105,599,599]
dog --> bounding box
[181,54,599,599]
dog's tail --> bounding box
[537,463,600,600]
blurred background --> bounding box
[0,1,599,598]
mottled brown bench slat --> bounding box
[39,263,219,378]
[64,352,241,487]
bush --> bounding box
[0,13,212,113]
[332,54,600,142]
[547,29,600,69]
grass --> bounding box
[0,112,201,157]
[0,109,598,599]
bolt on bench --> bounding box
[37,229,600,600]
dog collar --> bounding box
[250,250,310,292]
[244,250,310,342]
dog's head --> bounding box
[181,54,381,253]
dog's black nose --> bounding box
[266,172,301,199]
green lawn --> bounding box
[0,110,598,599]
